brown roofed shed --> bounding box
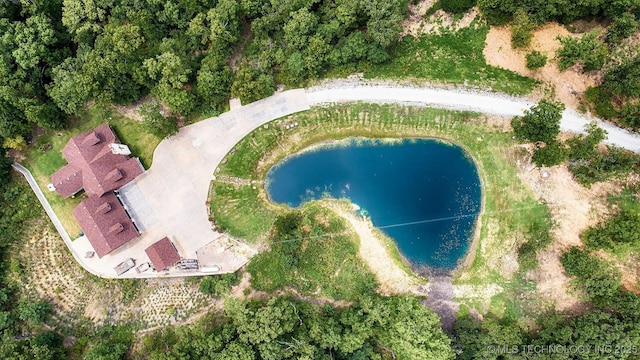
[145,237,181,271]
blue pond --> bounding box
[265,138,482,271]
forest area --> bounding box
[2,0,640,358]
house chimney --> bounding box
[96,202,112,214]
[109,223,125,234]
[106,168,124,182]
[83,132,101,146]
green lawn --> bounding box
[209,183,277,244]
[22,105,162,236]
[331,24,538,95]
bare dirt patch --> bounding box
[483,23,599,108]
[112,96,152,122]
[402,3,479,36]
[517,160,615,311]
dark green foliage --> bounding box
[199,272,240,296]
[83,325,133,360]
[561,247,621,305]
[511,9,535,48]
[0,147,12,190]
[565,122,632,185]
[532,140,569,166]
[602,56,640,98]
[140,102,178,139]
[583,196,640,251]
[511,99,564,144]
[441,0,475,14]
[140,295,454,359]
[533,310,640,358]
[567,121,607,160]
[619,102,640,129]
[231,64,276,105]
[584,86,618,119]
[0,2,71,139]
[453,315,524,359]
[17,300,51,325]
[556,31,608,72]
[606,12,638,44]
[478,0,638,25]
[569,146,639,186]
[525,50,547,69]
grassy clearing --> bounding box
[213,104,549,303]
[22,105,162,236]
[209,183,277,243]
[326,24,537,95]
[246,202,377,301]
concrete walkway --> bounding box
[16,83,640,278]
[11,163,102,277]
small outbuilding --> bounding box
[145,237,181,271]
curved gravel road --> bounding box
[307,84,640,153]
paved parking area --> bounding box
[68,89,310,277]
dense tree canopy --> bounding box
[139,295,454,359]
[0,0,409,141]
[477,0,638,24]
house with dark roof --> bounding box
[145,237,181,271]
[73,193,139,258]
[50,123,144,198]
[50,123,145,258]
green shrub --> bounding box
[605,12,638,44]
[532,140,568,167]
[525,51,547,69]
[511,99,564,144]
[566,121,607,160]
[583,198,640,251]
[560,247,621,305]
[619,102,640,129]
[139,102,178,139]
[557,31,608,72]
[231,64,276,105]
[511,10,535,48]
[199,272,240,296]
[17,300,51,325]
[602,56,640,98]
[584,86,618,119]
[569,146,639,186]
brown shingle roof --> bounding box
[51,123,144,198]
[73,193,139,258]
[50,164,83,197]
[145,237,180,271]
